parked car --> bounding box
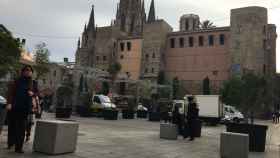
[222,105,244,123]
[91,95,117,116]
[0,95,6,106]
[0,95,7,127]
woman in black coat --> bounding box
[186,96,199,141]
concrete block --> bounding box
[33,120,79,155]
[220,132,249,158]
[160,123,178,140]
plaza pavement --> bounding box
[0,113,279,158]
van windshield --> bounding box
[100,96,111,103]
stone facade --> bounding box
[75,1,277,95]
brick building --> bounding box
[75,0,277,94]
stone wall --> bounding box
[142,20,173,82]
[230,6,268,75]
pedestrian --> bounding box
[276,111,280,124]
[6,65,38,153]
[172,105,184,136]
[272,111,276,123]
[185,96,199,141]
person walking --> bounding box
[172,105,184,136]
[6,65,38,153]
[186,96,199,141]
[275,110,280,124]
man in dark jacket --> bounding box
[186,96,199,141]
[6,65,37,153]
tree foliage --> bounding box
[0,24,21,78]
[172,77,180,99]
[220,73,267,123]
[157,71,166,84]
[200,20,216,29]
[108,62,122,82]
[34,42,50,80]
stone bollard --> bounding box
[220,132,249,158]
[160,123,178,140]
[33,120,79,155]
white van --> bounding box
[222,105,244,123]
[91,95,117,115]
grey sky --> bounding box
[0,0,279,71]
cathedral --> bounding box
[76,0,277,94]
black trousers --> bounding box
[8,111,27,151]
[187,120,195,139]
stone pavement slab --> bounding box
[0,113,279,158]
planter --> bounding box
[122,110,135,119]
[226,123,268,152]
[103,109,118,120]
[78,106,92,117]
[55,108,72,118]
[137,110,148,118]
[148,112,161,122]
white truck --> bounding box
[184,95,223,125]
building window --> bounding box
[127,42,131,51]
[43,79,46,84]
[199,36,204,46]
[96,56,100,61]
[189,37,194,47]
[179,38,185,48]
[263,64,266,74]
[212,70,218,76]
[145,54,149,60]
[185,20,189,31]
[170,38,175,48]
[120,42,125,51]
[145,68,148,73]
[151,68,154,73]
[103,56,107,61]
[220,34,225,45]
[152,53,156,58]
[53,70,56,77]
[208,35,214,46]
[120,55,124,59]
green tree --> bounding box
[157,71,165,84]
[200,20,216,29]
[221,73,267,124]
[108,62,122,92]
[78,74,84,93]
[203,76,211,95]
[34,42,50,80]
[172,77,179,99]
[220,76,243,108]
[0,24,21,78]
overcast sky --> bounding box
[0,0,280,71]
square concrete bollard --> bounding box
[33,120,79,155]
[160,123,178,140]
[220,132,249,158]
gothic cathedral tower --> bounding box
[115,0,146,36]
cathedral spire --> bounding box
[84,23,87,32]
[77,38,80,49]
[88,5,95,30]
[142,0,146,22]
[148,0,156,23]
